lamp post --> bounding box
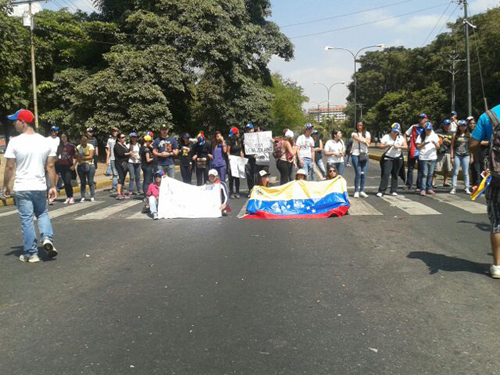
[313,81,345,124]
[325,44,386,128]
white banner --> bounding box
[228,155,248,179]
[244,131,273,155]
[158,177,222,219]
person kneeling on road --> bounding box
[146,170,164,220]
[295,169,307,181]
[207,169,229,216]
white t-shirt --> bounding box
[106,137,117,161]
[47,136,60,154]
[4,133,56,191]
[351,131,371,156]
[128,143,141,164]
[450,121,458,133]
[296,134,315,159]
[324,139,345,163]
[416,132,440,161]
[380,134,405,158]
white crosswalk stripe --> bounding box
[0,209,17,218]
[75,200,143,220]
[348,199,383,216]
[49,201,105,219]
[381,195,441,215]
[429,194,486,214]
[126,211,150,220]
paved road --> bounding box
[1,161,499,375]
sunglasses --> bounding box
[328,169,337,173]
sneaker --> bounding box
[80,198,86,203]
[64,198,70,204]
[90,197,95,202]
[124,194,131,199]
[391,192,398,196]
[117,195,125,200]
[153,213,158,220]
[353,192,360,198]
[427,190,436,195]
[376,192,383,198]
[490,264,500,279]
[465,188,471,195]
[235,194,240,199]
[48,199,54,206]
[450,188,456,195]
[42,238,58,259]
[346,163,352,167]
[420,190,426,196]
[360,192,368,198]
[69,197,75,204]
[443,183,451,187]
[19,254,30,262]
[414,188,420,193]
[28,254,41,263]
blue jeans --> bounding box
[149,196,158,214]
[419,159,437,192]
[452,155,470,189]
[159,164,175,178]
[407,156,423,189]
[128,163,141,192]
[352,155,369,192]
[15,191,54,256]
[110,160,118,190]
[302,157,314,180]
[315,159,326,178]
[77,164,96,199]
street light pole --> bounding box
[313,81,346,124]
[462,0,473,116]
[325,44,386,127]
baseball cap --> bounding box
[451,111,458,116]
[160,124,169,130]
[245,124,254,130]
[467,116,474,121]
[181,132,190,139]
[391,123,401,133]
[154,170,164,177]
[296,169,307,176]
[7,109,35,123]
[312,129,319,135]
[208,169,218,176]
[425,122,433,131]
[51,126,59,132]
[144,135,152,142]
[285,130,294,138]
[147,131,154,137]
[305,123,314,130]
[443,119,451,126]
[418,113,428,119]
[111,126,119,131]
[86,127,94,132]
[259,170,270,177]
[130,132,138,137]
[458,120,467,126]
[230,126,239,135]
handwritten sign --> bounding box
[228,155,248,179]
[244,131,273,155]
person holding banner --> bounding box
[326,165,338,180]
[227,127,244,198]
[296,123,316,180]
[324,129,346,176]
[211,131,228,183]
[192,132,212,186]
[257,169,271,187]
[207,169,229,216]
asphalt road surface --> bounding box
[1,160,499,375]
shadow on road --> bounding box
[5,246,23,257]
[407,251,489,275]
[4,246,55,262]
[457,220,490,232]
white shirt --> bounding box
[450,121,458,133]
[4,133,56,191]
[128,143,141,164]
[351,131,371,156]
[296,134,315,159]
[47,135,60,154]
[106,137,117,161]
[324,139,345,163]
[416,132,440,161]
[380,134,405,158]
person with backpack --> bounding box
[405,114,427,190]
[274,130,296,185]
[376,123,408,197]
[450,120,471,195]
[324,129,346,176]
[416,122,441,196]
[470,104,500,278]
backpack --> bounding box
[486,110,500,185]
[273,137,285,159]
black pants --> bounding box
[470,159,483,186]
[115,161,128,185]
[180,164,192,184]
[196,167,209,186]
[277,160,292,185]
[58,164,74,198]
[245,157,256,191]
[142,165,154,197]
[379,157,403,194]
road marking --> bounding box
[429,194,486,214]
[0,209,18,218]
[348,199,383,216]
[75,200,142,220]
[381,195,441,215]
[49,201,105,219]
[127,211,150,220]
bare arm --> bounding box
[46,156,58,201]
[2,158,16,197]
[450,135,456,159]
[470,138,483,171]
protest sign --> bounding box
[158,177,222,219]
[228,155,248,179]
[244,131,273,155]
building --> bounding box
[308,105,347,123]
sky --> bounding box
[12,0,500,111]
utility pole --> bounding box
[10,0,44,129]
[457,0,473,116]
[439,52,465,113]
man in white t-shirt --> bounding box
[296,123,316,180]
[106,127,119,191]
[450,111,458,133]
[46,126,62,193]
[3,109,59,263]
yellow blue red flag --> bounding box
[471,171,491,201]
[243,176,350,219]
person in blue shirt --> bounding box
[470,104,500,279]
[152,125,178,178]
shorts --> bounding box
[436,153,452,172]
[487,184,500,233]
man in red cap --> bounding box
[3,109,59,263]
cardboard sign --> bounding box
[244,131,273,155]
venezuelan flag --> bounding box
[471,171,491,201]
[244,176,350,219]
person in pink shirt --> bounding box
[147,170,164,220]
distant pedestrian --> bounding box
[211,131,227,182]
[106,127,119,192]
[324,129,346,176]
[405,114,427,190]
[3,109,58,263]
[376,123,407,197]
[296,123,315,180]
[56,133,76,204]
[227,127,244,198]
[351,121,371,198]
[435,119,454,187]
[127,132,142,196]
[275,130,296,185]
[450,111,459,133]
[416,122,441,196]
[243,124,257,195]
[76,136,96,202]
[179,133,193,184]
[46,125,62,196]
[450,120,471,195]
[86,127,99,169]
[345,138,353,167]
[114,133,132,200]
[153,125,178,178]
[140,135,155,199]
[312,130,326,179]
[192,132,212,186]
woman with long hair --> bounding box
[324,129,346,176]
[351,121,371,198]
[76,136,96,202]
[276,130,297,185]
[211,131,228,182]
[56,133,76,204]
[416,122,441,196]
[128,132,142,196]
[450,120,472,195]
[114,133,132,200]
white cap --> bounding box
[208,169,218,176]
[296,169,307,176]
[259,170,270,177]
[285,130,294,138]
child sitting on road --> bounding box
[146,170,164,220]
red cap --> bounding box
[8,109,35,124]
